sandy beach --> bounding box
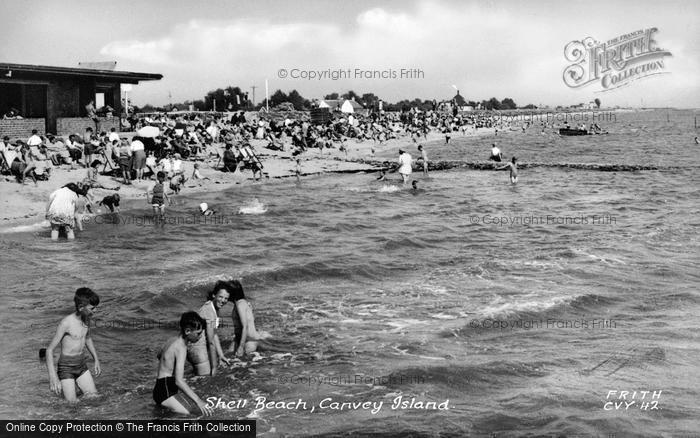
[0,128,495,229]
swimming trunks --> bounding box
[151,182,164,206]
[153,376,178,404]
[57,354,89,381]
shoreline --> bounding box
[0,127,497,230]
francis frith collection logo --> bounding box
[563,27,672,91]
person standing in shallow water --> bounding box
[495,156,518,184]
[147,171,170,220]
[395,148,412,185]
[45,287,101,403]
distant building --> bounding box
[318,99,341,110]
[340,99,365,114]
[0,62,162,136]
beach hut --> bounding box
[0,62,162,135]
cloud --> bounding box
[99,1,698,107]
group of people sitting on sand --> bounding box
[45,280,270,416]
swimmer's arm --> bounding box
[235,301,251,357]
[46,319,68,394]
[213,333,231,365]
[85,335,101,377]
[204,320,218,376]
[494,164,510,171]
[174,346,212,416]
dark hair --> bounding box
[90,159,101,168]
[228,279,245,302]
[32,129,38,134]
[512,156,517,163]
[156,171,165,179]
[179,311,205,334]
[63,182,89,196]
[209,280,237,300]
[74,287,99,311]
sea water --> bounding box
[0,109,698,436]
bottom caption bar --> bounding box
[1,420,255,437]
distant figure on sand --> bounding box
[495,157,518,184]
[695,136,699,145]
[187,281,233,376]
[228,279,271,357]
[154,312,214,416]
[395,149,412,185]
[489,143,503,162]
[147,171,170,219]
[417,144,428,176]
[45,288,101,403]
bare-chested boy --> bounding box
[45,288,101,403]
[153,312,214,416]
[495,156,518,184]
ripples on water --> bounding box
[1,110,699,435]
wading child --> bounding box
[495,156,518,184]
[45,288,101,403]
[154,312,214,415]
[147,171,170,219]
[99,194,120,213]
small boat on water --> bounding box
[558,128,608,136]
[559,128,590,136]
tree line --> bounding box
[136,86,535,113]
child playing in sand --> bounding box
[170,173,187,194]
[495,157,518,184]
[227,280,271,357]
[45,288,101,403]
[154,312,214,416]
[147,171,170,219]
[191,163,209,182]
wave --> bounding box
[242,259,389,286]
[0,220,49,234]
[238,198,267,214]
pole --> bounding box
[265,79,269,112]
[124,90,129,117]
[250,86,257,107]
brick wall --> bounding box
[0,119,45,139]
[56,117,120,135]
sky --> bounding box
[1,0,698,108]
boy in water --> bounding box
[45,288,101,403]
[154,312,214,415]
[495,156,518,184]
[147,171,170,219]
[417,144,428,176]
[295,158,302,182]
